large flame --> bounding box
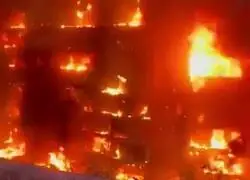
[37,147,72,172]
[0,128,25,160]
[190,130,244,176]
[189,26,242,92]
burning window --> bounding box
[189,25,242,92]
[59,54,92,73]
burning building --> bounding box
[0,0,250,180]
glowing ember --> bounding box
[101,110,123,118]
[9,12,26,29]
[75,3,94,28]
[113,147,121,160]
[92,137,110,153]
[102,75,127,96]
[10,24,25,29]
[4,44,17,49]
[189,25,242,92]
[140,105,151,120]
[37,147,72,172]
[60,56,90,73]
[0,128,25,160]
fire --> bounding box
[37,147,72,172]
[114,147,122,160]
[115,171,144,180]
[61,1,94,28]
[9,13,26,30]
[189,25,242,92]
[60,56,90,73]
[75,3,94,28]
[0,128,25,160]
[190,130,244,176]
[210,129,227,149]
[92,137,110,153]
[203,156,243,175]
[140,105,151,120]
[114,0,143,28]
[128,2,143,27]
[101,110,123,118]
[102,75,127,96]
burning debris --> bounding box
[189,25,242,92]
[190,129,244,176]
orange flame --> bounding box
[37,147,72,172]
[190,130,244,176]
[210,129,227,150]
[92,137,110,153]
[101,110,123,118]
[114,147,121,160]
[60,56,90,73]
[189,26,242,92]
[140,105,151,120]
[114,0,143,28]
[0,128,25,160]
[102,75,127,96]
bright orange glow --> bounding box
[113,147,121,160]
[60,56,90,73]
[115,171,144,180]
[203,156,243,175]
[61,2,94,29]
[0,128,25,160]
[101,110,123,118]
[37,147,72,172]
[140,105,151,120]
[128,7,143,27]
[92,137,110,153]
[189,25,242,92]
[9,13,26,29]
[102,75,127,96]
[114,0,143,28]
[210,129,227,150]
[190,130,244,176]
